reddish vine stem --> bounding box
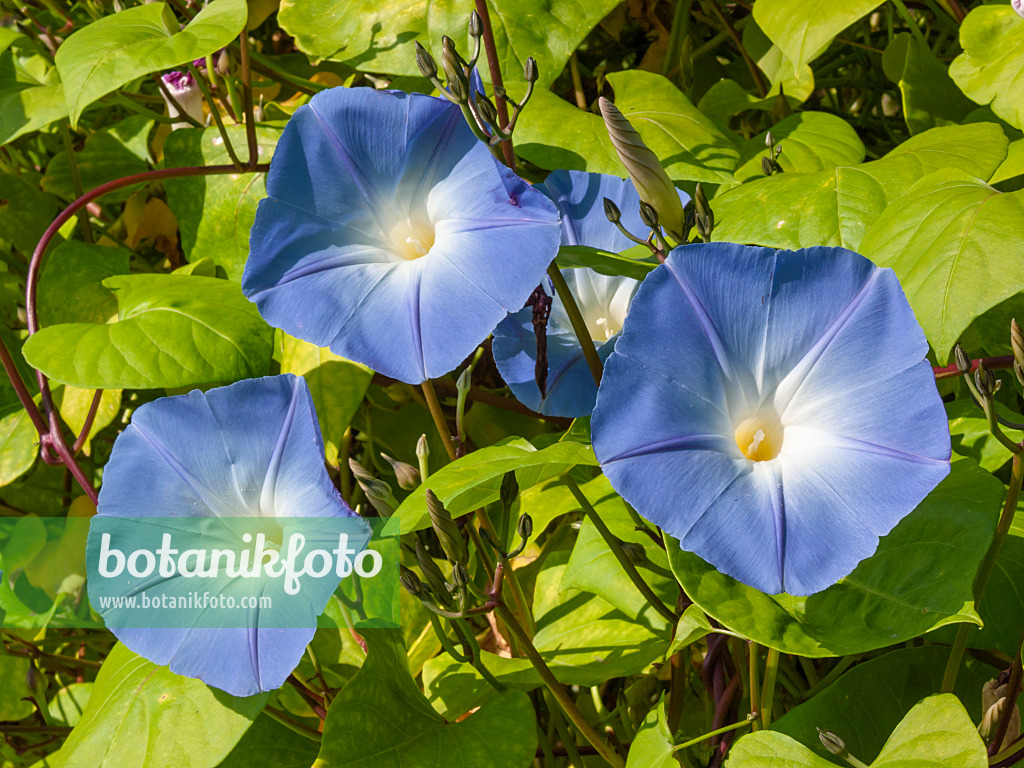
[933,354,1014,380]
[472,0,516,170]
[71,390,104,455]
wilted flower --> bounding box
[591,243,950,595]
[160,70,203,130]
[493,170,687,416]
[242,86,561,384]
[89,374,367,696]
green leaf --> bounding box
[950,5,1024,132]
[53,385,121,457]
[0,171,59,257]
[0,409,38,487]
[742,20,816,105]
[733,111,865,182]
[556,245,656,282]
[390,438,598,533]
[277,332,372,466]
[515,70,741,185]
[278,0,426,77]
[729,695,986,768]
[666,461,1003,657]
[774,646,995,763]
[55,0,249,127]
[427,0,621,90]
[713,122,1009,252]
[2,516,46,573]
[38,241,131,327]
[216,714,319,768]
[860,172,1024,361]
[0,650,33,721]
[163,124,281,281]
[991,139,1024,187]
[314,630,537,768]
[561,475,677,622]
[752,0,884,74]
[42,116,152,202]
[50,643,268,768]
[626,704,679,768]
[0,44,67,145]
[667,604,716,656]
[882,33,974,135]
[48,683,93,728]
[23,274,274,389]
[947,398,1013,472]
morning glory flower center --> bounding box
[388,220,436,261]
[580,302,627,342]
[733,410,785,462]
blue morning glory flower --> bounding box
[591,243,951,596]
[242,86,561,384]
[492,170,687,417]
[90,374,366,696]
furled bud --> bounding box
[441,37,468,104]
[348,458,396,516]
[399,565,422,597]
[475,92,499,126]
[761,156,775,177]
[160,70,203,130]
[981,677,1022,751]
[381,452,420,490]
[598,96,686,242]
[1012,319,1024,371]
[638,201,660,230]
[468,10,483,38]
[426,489,468,564]
[516,512,533,541]
[603,197,621,224]
[500,470,519,510]
[216,48,230,76]
[415,541,451,604]
[415,41,438,80]
[524,56,538,83]
[976,361,996,398]
[450,562,469,589]
[816,728,847,757]
[954,343,971,376]
[416,434,430,464]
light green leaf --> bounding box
[23,274,274,389]
[860,172,1024,361]
[950,5,1024,132]
[38,241,130,327]
[667,462,1002,657]
[0,44,67,145]
[390,438,598,533]
[217,714,319,768]
[0,171,59,257]
[48,683,93,728]
[0,409,38,487]
[774,646,995,762]
[427,0,621,89]
[278,0,426,77]
[883,33,974,135]
[990,138,1024,187]
[314,630,537,768]
[42,115,152,202]
[733,111,865,182]
[668,604,716,656]
[947,398,1013,472]
[742,19,816,104]
[163,124,281,281]
[626,704,679,768]
[56,0,248,127]
[276,332,372,466]
[0,650,33,721]
[713,122,1009,252]
[556,245,656,281]
[752,0,884,74]
[50,643,267,768]
[52,386,121,457]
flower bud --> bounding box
[160,70,203,131]
[954,343,971,375]
[416,433,429,463]
[981,677,1022,750]
[493,85,507,101]
[598,96,686,242]
[381,452,420,490]
[516,512,533,541]
[816,728,847,757]
[765,131,774,148]
[348,458,396,515]
[450,562,469,589]
[976,361,996,398]
[638,201,659,230]
[415,41,438,80]
[500,470,519,510]
[1012,319,1024,371]
[468,10,483,38]
[216,49,230,77]
[603,197,621,224]
[524,56,538,83]
[476,92,499,126]
[426,489,468,564]
[399,565,422,597]
[415,541,451,604]
[441,38,468,104]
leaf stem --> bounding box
[943,453,1023,692]
[672,713,757,753]
[546,265,603,386]
[185,62,244,171]
[890,0,929,48]
[759,647,780,729]
[421,380,457,461]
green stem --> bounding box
[547,264,603,385]
[58,122,93,242]
[184,62,244,171]
[943,453,1024,692]
[421,380,457,461]
[264,705,323,742]
[672,714,756,752]
[427,612,469,662]
[798,655,855,702]
[890,0,929,48]
[760,647,780,729]
[564,477,676,624]
[494,603,626,768]
[663,0,694,80]
[452,618,507,692]
[248,50,326,95]
[748,642,762,730]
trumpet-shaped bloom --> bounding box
[591,244,951,596]
[242,86,561,384]
[89,374,366,696]
[492,170,686,416]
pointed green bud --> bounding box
[1012,319,1024,371]
[816,728,847,757]
[415,41,438,80]
[638,201,659,230]
[426,489,468,564]
[765,131,774,148]
[761,156,774,177]
[416,434,429,462]
[216,49,231,76]
[476,92,499,126]
[450,562,469,589]
[524,56,538,83]
[494,85,508,101]
[603,197,621,224]
[599,96,685,242]
[399,565,422,597]
[441,37,468,104]
[381,452,420,490]
[976,361,996,397]
[500,470,519,510]
[954,343,971,375]
[415,541,451,604]
[348,458,396,515]
[516,512,533,541]
[468,10,483,38]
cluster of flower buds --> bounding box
[414,13,537,150]
[348,457,398,515]
[761,131,784,176]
